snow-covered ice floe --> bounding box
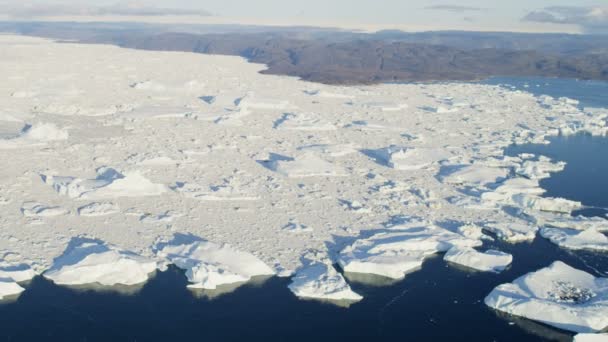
[266,153,347,178]
[43,238,157,287]
[0,262,37,301]
[483,221,539,243]
[444,247,512,273]
[155,234,275,290]
[440,164,509,187]
[338,220,482,279]
[485,261,608,333]
[289,261,362,304]
[0,123,68,149]
[540,228,608,252]
[368,146,452,170]
[42,167,167,200]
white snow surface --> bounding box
[0,36,607,294]
[574,334,608,342]
[485,261,608,333]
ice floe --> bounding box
[77,202,120,217]
[42,167,167,200]
[289,261,362,303]
[540,228,608,252]
[440,164,509,187]
[574,333,608,342]
[21,201,68,217]
[155,234,275,290]
[485,261,608,333]
[266,153,348,178]
[366,146,452,170]
[444,247,512,273]
[0,123,68,149]
[338,220,481,279]
[44,239,157,287]
[483,221,539,243]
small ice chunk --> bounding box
[485,261,608,333]
[78,202,119,217]
[441,165,509,187]
[516,157,566,180]
[388,147,452,170]
[541,228,608,252]
[282,221,313,233]
[269,153,347,178]
[0,123,68,149]
[44,239,157,287]
[274,113,336,131]
[21,202,68,217]
[444,247,512,273]
[0,280,24,300]
[512,194,582,214]
[483,222,538,243]
[288,262,362,302]
[43,167,167,199]
[155,234,275,290]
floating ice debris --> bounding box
[483,221,538,243]
[77,202,120,217]
[535,213,608,233]
[0,123,68,149]
[0,263,36,283]
[515,156,566,180]
[574,333,608,342]
[338,222,481,279]
[297,144,359,157]
[512,194,583,214]
[481,178,545,204]
[289,262,362,302]
[0,280,24,300]
[441,164,509,187]
[44,238,157,287]
[268,153,348,178]
[274,113,336,131]
[173,179,260,201]
[368,146,452,170]
[282,221,314,233]
[42,167,167,200]
[540,228,608,252]
[155,234,275,290]
[485,261,608,333]
[444,247,512,273]
[21,202,68,217]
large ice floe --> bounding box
[485,261,608,333]
[0,35,608,310]
[574,333,608,342]
[338,219,482,279]
[43,238,157,287]
[444,247,512,273]
[0,262,36,301]
[154,234,275,290]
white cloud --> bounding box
[523,6,608,33]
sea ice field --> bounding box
[0,35,608,339]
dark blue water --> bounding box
[1,78,607,342]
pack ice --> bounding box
[485,262,608,333]
[1,36,607,304]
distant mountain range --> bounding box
[2,21,608,84]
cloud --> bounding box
[0,2,211,18]
[424,5,485,13]
[523,6,608,34]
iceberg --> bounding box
[541,228,608,252]
[44,238,157,287]
[338,221,481,279]
[444,247,512,273]
[155,234,275,290]
[288,262,362,303]
[485,261,608,333]
[483,221,538,242]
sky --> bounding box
[0,0,606,34]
